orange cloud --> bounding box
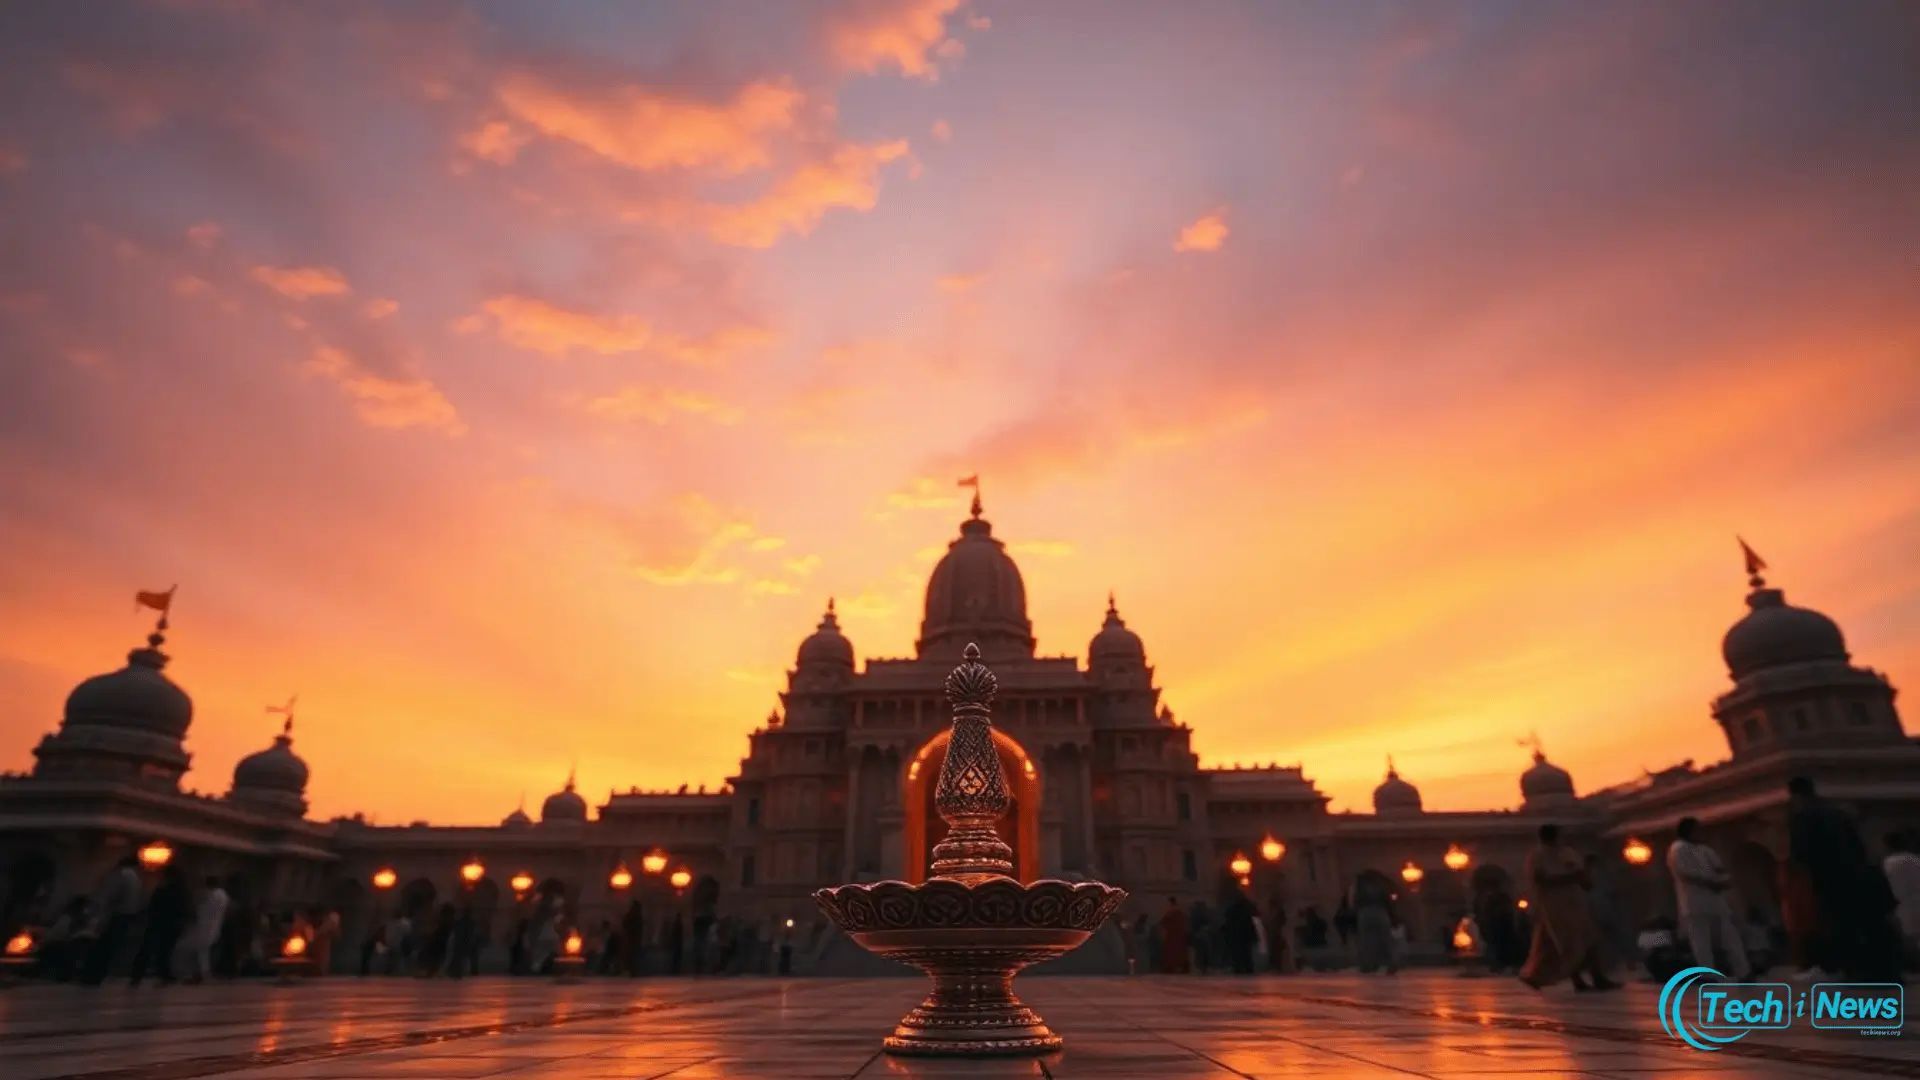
[702,140,911,248]
[305,346,465,435]
[829,0,968,80]
[251,265,351,300]
[576,494,801,589]
[458,119,530,165]
[1174,210,1230,253]
[584,384,743,425]
[496,73,801,174]
[363,298,399,320]
[460,296,771,364]
[937,271,985,292]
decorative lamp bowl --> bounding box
[812,643,1127,1058]
[814,878,1125,1056]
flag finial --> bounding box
[266,695,297,739]
[956,474,982,518]
[1737,536,1768,589]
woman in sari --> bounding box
[1520,824,1620,992]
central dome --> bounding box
[63,633,192,739]
[1722,586,1848,681]
[917,498,1034,662]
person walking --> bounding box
[1665,817,1750,980]
[80,857,143,984]
[129,865,190,986]
[1787,777,1900,981]
[1352,876,1396,975]
[188,876,228,983]
[1519,824,1619,992]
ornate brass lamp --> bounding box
[814,643,1126,1057]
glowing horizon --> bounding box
[1,1,1916,826]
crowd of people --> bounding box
[1121,777,1920,991]
[4,776,1916,987]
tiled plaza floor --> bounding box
[0,973,1913,1079]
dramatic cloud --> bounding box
[495,73,803,175]
[827,0,969,80]
[251,265,352,300]
[305,346,465,435]
[584,384,743,425]
[459,296,771,364]
[1174,210,1229,253]
[700,139,913,248]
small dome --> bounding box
[540,771,588,823]
[1373,759,1423,815]
[1088,593,1145,664]
[1722,586,1848,681]
[1520,750,1575,803]
[797,599,855,667]
[233,723,309,795]
[63,633,193,739]
[502,804,532,827]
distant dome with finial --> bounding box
[1373,757,1424,815]
[796,598,855,667]
[540,768,588,823]
[63,623,193,740]
[1088,592,1146,664]
[1720,540,1848,681]
[918,483,1034,661]
[502,793,532,827]
[232,714,309,796]
[1520,749,1576,804]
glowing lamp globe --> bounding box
[1400,861,1424,884]
[1228,852,1253,878]
[1260,836,1285,862]
[510,872,534,895]
[5,931,33,956]
[609,865,634,890]
[138,840,173,871]
[670,868,693,891]
[1623,837,1654,866]
[1452,926,1474,951]
[1517,898,1530,910]
[564,930,584,957]
[784,918,794,929]
[641,849,669,875]
[459,858,485,884]
[371,868,397,890]
[1444,844,1471,872]
[282,934,308,958]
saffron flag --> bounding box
[1737,537,1767,576]
[957,474,979,488]
[134,586,175,615]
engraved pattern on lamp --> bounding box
[931,643,1015,881]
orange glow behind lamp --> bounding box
[281,934,308,958]
[1260,836,1285,862]
[1623,838,1654,866]
[564,929,583,956]
[4,931,33,957]
[609,864,633,890]
[1444,844,1471,872]
[641,849,669,875]
[670,868,692,892]
[459,858,485,885]
[509,872,534,895]
[371,867,397,890]
[1228,852,1253,878]
[1400,861,1424,884]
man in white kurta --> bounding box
[1882,831,1920,960]
[1666,817,1750,979]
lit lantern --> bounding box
[1623,837,1654,866]
[563,929,584,956]
[138,840,173,871]
[1517,897,1530,910]
[609,864,634,891]
[1237,876,1251,890]
[509,872,534,895]
[459,858,485,884]
[1228,852,1253,878]
[1444,844,1471,872]
[1400,861,1424,884]
[1452,926,1473,950]
[371,867,397,890]
[641,849,669,875]
[282,934,308,958]
[4,931,33,956]
[670,868,692,891]
[1452,917,1480,955]
[1260,835,1285,862]
[784,918,794,929]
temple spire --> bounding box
[565,763,577,792]
[266,695,297,740]
[1386,754,1397,778]
[957,474,982,519]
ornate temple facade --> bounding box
[2,502,1917,967]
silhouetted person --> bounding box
[1333,895,1356,949]
[1666,817,1748,979]
[189,877,227,983]
[1159,897,1189,973]
[1883,831,1920,965]
[622,900,646,976]
[449,906,476,979]
[666,911,685,975]
[1188,900,1213,973]
[509,918,529,976]
[81,856,143,984]
[1787,776,1900,981]
[421,903,455,976]
[1474,883,1522,973]
[1352,876,1395,975]
[1220,885,1258,975]
[1519,824,1618,992]
[130,865,190,985]
[691,910,714,974]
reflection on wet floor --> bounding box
[0,973,1912,1079]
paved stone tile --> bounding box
[0,973,1915,1079]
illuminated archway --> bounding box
[903,728,1041,884]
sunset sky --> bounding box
[1,1,1916,826]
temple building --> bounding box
[1,501,1916,969]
